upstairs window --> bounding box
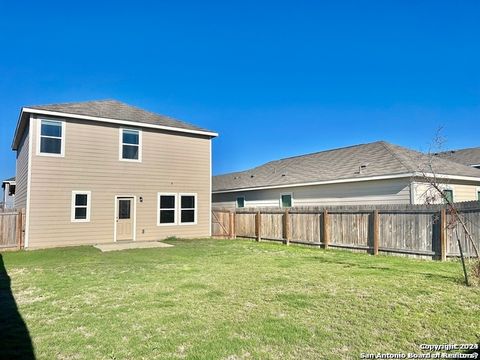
[443,189,454,204]
[120,129,141,161]
[158,194,176,225]
[71,191,91,222]
[38,119,64,156]
[180,194,197,224]
[236,196,245,208]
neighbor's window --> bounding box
[477,191,480,201]
[281,193,292,208]
[180,194,196,224]
[443,189,453,204]
[121,129,141,161]
[236,196,245,208]
[71,191,91,222]
[39,119,64,155]
[8,184,15,196]
[158,194,176,225]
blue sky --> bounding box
[0,0,479,181]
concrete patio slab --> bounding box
[94,241,174,252]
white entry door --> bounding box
[116,197,134,241]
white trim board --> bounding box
[213,172,480,194]
[24,115,33,248]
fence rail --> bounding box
[212,202,480,260]
[0,209,25,250]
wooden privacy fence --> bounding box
[212,202,480,260]
[0,209,25,250]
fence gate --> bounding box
[211,210,233,238]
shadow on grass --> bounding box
[0,254,35,360]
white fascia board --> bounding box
[212,173,415,194]
[412,172,480,183]
[20,108,219,138]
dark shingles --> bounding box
[436,147,480,167]
[27,99,214,134]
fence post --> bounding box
[440,208,447,261]
[323,209,329,249]
[229,211,236,239]
[16,209,23,249]
[283,209,290,245]
[255,211,261,242]
[373,210,379,255]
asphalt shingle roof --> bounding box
[436,147,480,167]
[27,99,214,134]
[213,141,480,192]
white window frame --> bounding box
[236,196,246,208]
[280,192,293,208]
[119,128,142,162]
[37,118,65,157]
[71,191,91,223]
[179,193,198,225]
[157,193,177,226]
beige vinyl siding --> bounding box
[27,116,211,249]
[14,120,30,209]
[213,178,412,209]
[412,181,480,204]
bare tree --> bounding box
[413,128,479,286]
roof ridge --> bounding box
[266,141,386,164]
[377,141,415,172]
[26,99,117,108]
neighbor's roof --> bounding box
[2,177,15,183]
[435,147,480,167]
[213,141,480,192]
[13,99,217,149]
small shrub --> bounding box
[469,260,480,287]
[164,236,179,242]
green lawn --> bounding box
[1,238,479,360]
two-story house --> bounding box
[12,100,218,249]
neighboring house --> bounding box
[1,177,16,209]
[435,147,480,170]
[212,141,480,209]
[12,100,217,249]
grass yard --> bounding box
[1,238,479,360]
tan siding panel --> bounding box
[28,117,211,248]
[213,178,412,209]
